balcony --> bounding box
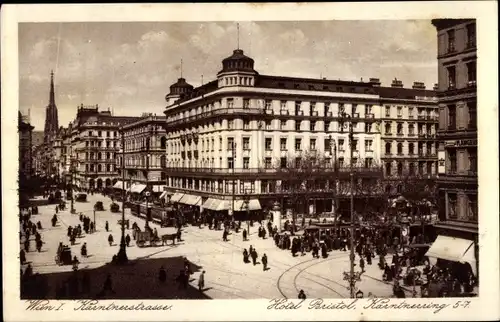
[280,110,289,116]
[166,107,266,128]
[396,132,404,137]
[384,132,393,136]
[265,109,274,115]
[365,113,374,119]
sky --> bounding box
[19,20,437,131]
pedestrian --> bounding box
[108,234,114,246]
[125,234,131,247]
[105,221,109,232]
[262,228,267,239]
[262,253,268,271]
[243,249,249,263]
[298,289,306,300]
[222,229,228,242]
[159,266,167,283]
[198,271,205,291]
[251,248,258,266]
[242,229,248,241]
[90,221,94,233]
[55,205,59,214]
[81,242,88,257]
[360,257,365,272]
[36,239,42,252]
[24,239,30,252]
[72,256,79,271]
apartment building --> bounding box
[432,19,477,245]
[117,114,168,195]
[70,105,140,190]
[162,49,437,215]
[18,111,34,179]
[379,79,439,194]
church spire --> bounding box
[49,70,55,106]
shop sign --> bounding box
[445,139,477,147]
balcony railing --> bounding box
[162,166,383,175]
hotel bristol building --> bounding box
[162,49,438,216]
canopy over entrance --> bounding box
[425,235,476,276]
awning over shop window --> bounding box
[233,199,262,211]
[159,191,170,199]
[202,198,228,211]
[202,198,218,210]
[130,184,147,193]
[425,235,476,274]
[179,194,202,206]
[113,181,124,189]
[216,200,231,211]
[170,192,184,203]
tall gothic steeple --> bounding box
[43,70,59,142]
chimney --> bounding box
[433,83,439,90]
[369,78,381,87]
[412,81,426,89]
[391,78,403,88]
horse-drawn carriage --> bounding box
[94,201,104,211]
[55,245,72,266]
[132,226,177,247]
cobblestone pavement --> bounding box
[22,193,412,299]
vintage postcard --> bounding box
[2,2,499,321]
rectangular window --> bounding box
[468,101,477,129]
[352,139,358,151]
[467,61,476,85]
[227,137,234,150]
[211,138,215,151]
[447,66,456,89]
[325,121,331,131]
[295,121,301,131]
[427,162,433,175]
[243,157,250,169]
[324,138,331,150]
[295,138,302,151]
[280,120,286,130]
[265,157,272,169]
[352,157,358,166]
[228,157,234,169]
[365,140,373,152]
[310,138,316,151]
[466,23,476,48]
[365,123,372,133]
[228,120,234,129]
[467,194,478,221]
[339,139,345,151]
[468,148,477,174]
[397,106,402,117]
[365,158,373,168]
[338,157,344,168]
[227,98,234,108]
[243,120,250,130]
[243,137,250,150]
[448,150,457,173]
[365,104,372,115]
[385,106,391,117]
[219,137,223,150]
[310,102,316,115]
[265,100,272,110]
[280,100,287,110]
[447,29,456,53]
[448,105,456,130]
[311,121,317,131]
[265,120,272,130]
[280,157,287,169]
[243,98,250,109]
[448,193,457,219]
[295,157,302,168]
[265,138,272,151]
[280,138,287,151]
[295,101,302,115]
[98,131,102,137]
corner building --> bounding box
[432,19,478,262]
[163,49,438,217]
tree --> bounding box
[274,150,337,232]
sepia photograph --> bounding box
[2,2,499,321]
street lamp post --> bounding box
[231,141,236,227]
[329,135,338,230]
[116,130,128,264]
[338,107,359,298]
[244,193,250,234]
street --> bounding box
[21,193,414,299]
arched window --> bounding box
[385,162,392,176]
[98,152,102,160]
[385,142,391,154]
[97,164,102,172]
[385,123,391,134]
[397,162,403,176]
[160,136,167,149]
[160,155,166,168]
[408,143,414,155]
[397,143,403,155]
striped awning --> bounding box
[170,192,184,203]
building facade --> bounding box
[18,111,34,179]
[379,79,439,194]
[162,49,437,215]
[118,114,168,194]
[70,105,140,190]
[432,19,477,240]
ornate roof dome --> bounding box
[219,49,256,74]
[168,77,194,97]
